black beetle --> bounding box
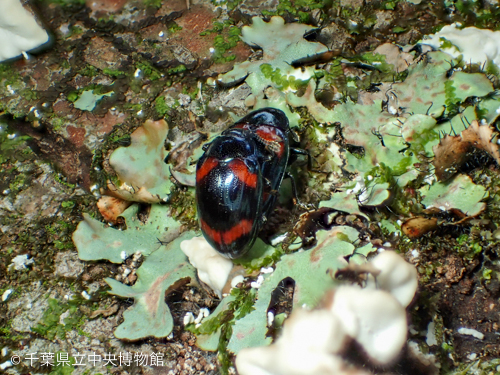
[196,108,291,258]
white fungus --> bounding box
[0,0,50,62]
[327,286,408,365]
[365,250,418,307]
[421,24,500,69]
[180,236,233,298]
[236,309,368,375]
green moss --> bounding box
[155,96,170,117]
[38,0,85,6]
[444,79,460,116]
[261,0,326,22]
[143,0,162,8]
[201,21,241,63]
[102,68,126,77]
[53,173,76,189]
[135,61,162,81]
[167,22,182,34]
[32,299,85,340]
[0,62,21,86]
[0,130,31,165]
[20,88,39,101]
[167,64,187,74]
[260,63,309,90]
[67,91,78,102]
[49,352,76,374]
[79,65,99,77]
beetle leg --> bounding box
[290,148,326,174]
[283,171,302,206]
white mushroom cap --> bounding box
[327,285,408,365]
[180,236,233,298]
[0,0,50,62]
[236,308,370,375]
[365,250,418,307]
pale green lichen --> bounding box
[107,119,173,203]
[106,232,196,340]
[419,174,488,216]
[73,204,181,263]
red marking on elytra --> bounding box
[197,157,218,183]
[200,218,254,245]
[228,159,257,188]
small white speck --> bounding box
[411,249,419,258]
[183,312,195,326]
[2,289,13,302]
[209,47,215,53]
[7,85,15,95]
[1,347,8,357]
[467,353,477,360]
[34,110,41,118]
[438,206,446,211]
[250,275,264,289]
[137,109,143,116]
[159,31,164,37]
[123,268,131,277]
[90,184,99,192]
[2,189,10,195]
[120,251,127,260]
[0,361,13,370]
[367,175,373,181]
[267,311,274,327]
[426,321,437,346]
[9,254,34,271]
[457,327,484,340]
[260,267,274,274]
[134,68,142,78]
[21,51,29,60]
[271,233,287,246]
[81,291,91,300]
[382,242,392,248]
[388,105,398,115]
[167,332,174,340]
[7,134,16,140]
